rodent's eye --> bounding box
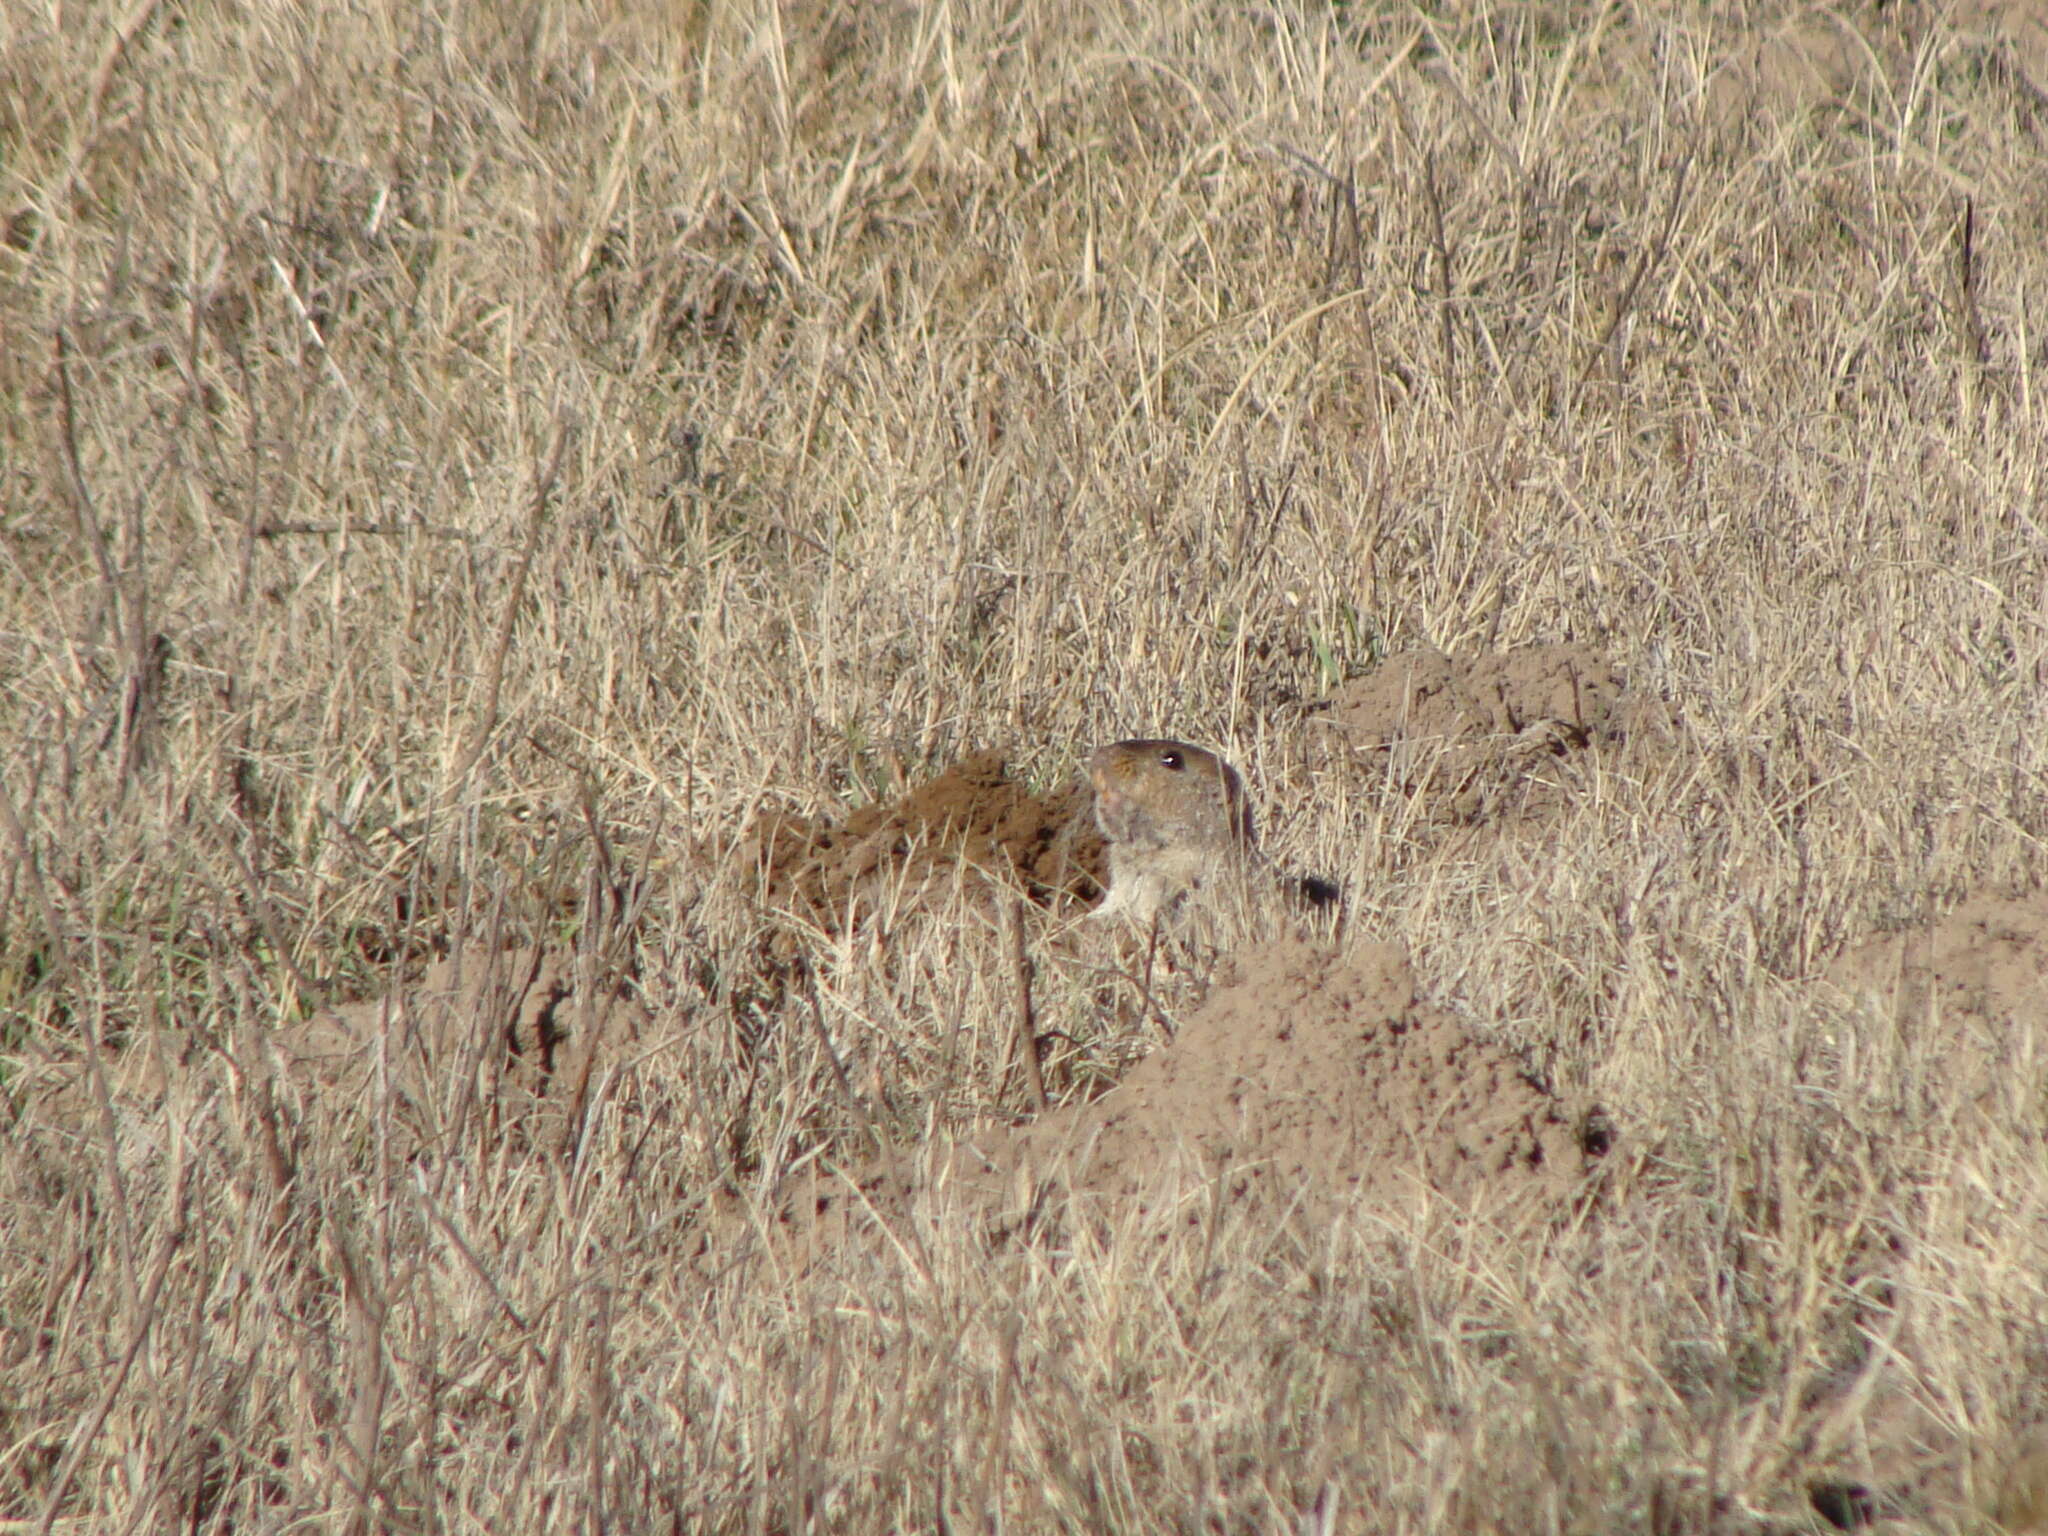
[1157,749,1183,771]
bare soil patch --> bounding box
[1824,891,2048,1109]
[1827,890,2048,1034]
[744,749,1105,930]
[778,937,1606,1261]
[13,947,648,1169]
[955,936,1604,1232]
[1323,642,1669,823]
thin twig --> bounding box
[0,772,142,1311]
[1005,898,1048,1113]
[252,520,480,541]
[0,773,76,994]
[1139,915,1171,1039]
[34,1150,189,1536]
[267,254,359,413]
[1419,144,1457,397]
[50,329,122,631]
[1955,195,1989,409]
[217,819,327,1010]
[1415,15,1526,184]
[409,1168,550,1368]
[444,414,573,796]
[1958,197,1986,360]
[1577,155,1692,389]
[803,965,886,1161]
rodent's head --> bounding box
[1087,738,1254,850]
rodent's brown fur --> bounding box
[1087,739,1255,922]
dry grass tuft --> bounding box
[5,0,2048,1529]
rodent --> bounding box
[1086,738,1342,924]
[1086,738,1258,923]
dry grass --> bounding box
[4,0,2048,1529]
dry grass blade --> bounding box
[3,1,2047,1531]
[1005,896,1048,1113]
[444,413,573,799]
[32,1149,189,1536]
[1577,153,1691,390]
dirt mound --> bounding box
[745,750,1104,928]
[1823,892,2048,1108]
[762,939,1605,1255]
[1324,643,1664,822]
[970,939,1600,1229]
[287,946,646,1119]
[14,947,645,1163]
[1792,894,2048,1527]
[1826,891,2048,1029]
[1327,642,1627,759]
